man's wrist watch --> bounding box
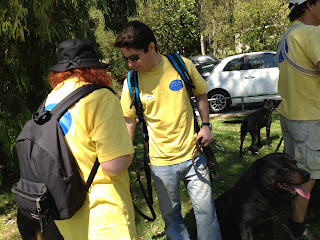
[201,122,212,130]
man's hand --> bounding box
[196,126,213,147]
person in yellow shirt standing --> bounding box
[115,21,221,240]
[47,39,137,239]
[276,1,320,239]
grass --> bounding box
[1,111,320,239]
[0,178,20,240]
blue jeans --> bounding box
[150,154,222,240]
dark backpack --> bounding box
[11,84,114,229]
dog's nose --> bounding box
[302,171,311,180]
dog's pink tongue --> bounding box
[292,185,310,199]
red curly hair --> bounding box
[48,68,112,89]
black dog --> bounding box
[240,99,275,157]
[215,153,310,240]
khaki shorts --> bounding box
[280,115,320,179]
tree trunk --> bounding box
[195,0,206,55]
[200,33,205,55]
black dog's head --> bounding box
[248,153,310,200]
[263,99,276,112]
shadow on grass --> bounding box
[0,199,17,216]
[0,173,18,215]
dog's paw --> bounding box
[249,147,258,154]
[251,149,259,154]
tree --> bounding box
[201,0,290,57]
[233,0,289,52]
[195,0,206,55]
[135,0,201,57]
[89,7,129,91]
[0,0,105,185]
[0,0,139,185]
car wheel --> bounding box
[207,90,231,113]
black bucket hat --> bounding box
[50,39,108,72]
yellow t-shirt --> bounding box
[277,21,320,120]
[121,56,208,166]
[47,79,136,240]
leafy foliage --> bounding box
[201,0,290,57]
[0,0,102,185]
[99,0,137,33]
[200,0,238,56]
[233,0,289,52]
[135,0,201,56]
[89,7,128,90]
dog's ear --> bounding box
[264,99,269,107]
[246,157,265,182]
[245,159,259,182]
[279,152,297,165]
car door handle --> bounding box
[244,76,255,79]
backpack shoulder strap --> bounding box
[127,70,146,127]
[127,70,154,220]
[43,84,115,191]
[128,70,141,111]
[166,53,221,180]
[165,53,199,132]
[50,84,115,117]
[165,53,195,97]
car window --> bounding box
[247,53,277,69]
[202,57,214,62]
[223,57,244,71]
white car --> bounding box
[206,51,281,113]
[189,55,219,79]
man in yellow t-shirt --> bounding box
[276,1,320,239]
[115,21,221,240]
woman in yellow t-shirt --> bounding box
[23,39,136,240]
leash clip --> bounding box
[192,139,209,171]
[193,139,224,181]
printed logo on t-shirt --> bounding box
[45,104,71,135]
[146,95,153,101]
[277,39,289,64]
[169,80,183,91]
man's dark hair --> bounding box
[289,0,319,21]
[114,20,158,53]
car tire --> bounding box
[207,89,231,113]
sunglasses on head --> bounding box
[123,51,143,62]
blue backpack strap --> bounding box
[166,53,222,181]
[127,69,154,219]
[132,71,140,107]
[165,53,199,132]
[165,53,195,97]
[127,71,133,99]
[128,70,141,111]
